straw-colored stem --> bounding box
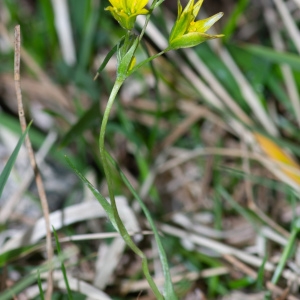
[14,25,53,300]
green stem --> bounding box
[128,47,171,76]
[106,151,178,299]
[271,218,300,284]
[99,77,135,245]
[138,0,161,43]
[98,78,164,300]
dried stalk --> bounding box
[14,25,53,299]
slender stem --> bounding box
[106,151,178,299]
[128,47,171,76]
[138,0,160,42]
[99,78,124,218]
[14,25,53,300]
[271,219,300,284]
[98,78,164,299]
[99,78,139,248]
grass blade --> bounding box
[106,151,178,299]
[242,44,300,71]
[37,270,45,300]
[52,227,73,300]
[65,156,116,229]
[0,122,31,198]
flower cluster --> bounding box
[105,0,149,30]
[106,0,223,49]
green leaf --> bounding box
[94,38,125,80]
[66,155,164,299]
[228,277,254,289]
[106,151,178,299]
[194,43,248,111]
[65,156,116,229]
[256,255,267,290]
[37,270,45,300]
[0,244,39,268]
[228,44,272,96]
[0,123,31,198]
[60,102,100,147]
[242,44,300,71]
[272,219,300,284]
[117,37,139,80]
[0,112,48,152]
[0,250,69,300]
[223,0,249,42]
[218,186,260,230]
[0,272,38,300]
[53,227,73,300]
[77,1,100,70]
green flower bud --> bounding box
[169,0,224,49]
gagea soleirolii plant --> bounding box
[70,0,223,298]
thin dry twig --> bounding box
[161,224,275,271]
[0,22,70,110]
[272,0,300,54]
[266,282,297,300]
[159,106,207,150]
[120,267,229,294]
[14,25,53,300]
[158,146,300,192]
[215,44,278,136]
[223,254,257,279]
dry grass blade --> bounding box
[0,197,131,253]
[120,267,229,294]
[266,281,298,300]
[58,231,153,243]
[213,42,277,135]
[263,2,300,127]
[272,0,300,54]
[182,47,252,126]
[51,0,76,66]
[93,237,126,290]
[28,270,112,300]
[161,223,275,271]
[160,105,206,150]
[223,254,257,278]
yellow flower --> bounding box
[255,133,300,185]
[105,0,149,30]
[169,0,224,49]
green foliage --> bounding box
[0,123,31,198]
[223,0,249,41]
[53,227,73,300]
[2,0,300,298]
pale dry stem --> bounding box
[14,25,53,300]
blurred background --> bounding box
[1,0,300,299]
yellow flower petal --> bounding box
[129,0,149,13]
[255,133,300,185]
[188,12,224,33]
[169,0,223,49]
[106,0,149,30]
[192,0,203,18]
[108,0,123,10]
